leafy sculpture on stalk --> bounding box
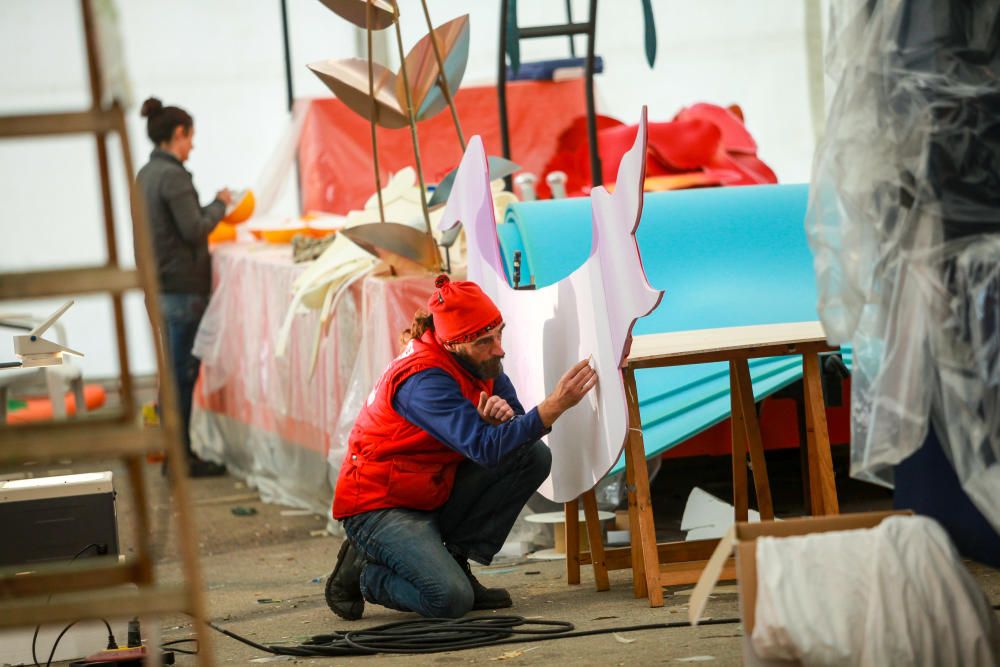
[308,0,471,273]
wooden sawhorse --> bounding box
[565,322,841,605]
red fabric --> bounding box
[427,274,502,344]
[333,330,494,519]
[298,79,588,215]
[661,378,852,459]
[539,102,778,199]
[674,103,757,154]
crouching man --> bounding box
[325,275,597,619]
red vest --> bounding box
[332,330,494,519]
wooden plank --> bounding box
[803,384,824,515]
[624,367,664,607]
[659,559,736,587]
[581,546,629,569]
[0,109,117,138]
[624,395,646,599]
[565,498,581,585]
[0,586,190,629]
[124,456,155,585]
[0,266,141,300]
[653,538,722,562]
[803,353,840,514]
[733,359,774,520]
[627,321,833,367]
[580,540,720,569]
[729,363,750,522]
[0,421,160,463]
[0,560,140,598]
[581,490,610,591]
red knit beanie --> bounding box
[427,275,503,345]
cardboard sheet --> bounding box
[439,109,661,502]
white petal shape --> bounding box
[439,108,662,502]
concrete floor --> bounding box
[6,444,998,665]
[153,470,748,666]
[148,454,998,665]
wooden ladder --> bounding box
[0,1,212,663]
[497,0,602,188]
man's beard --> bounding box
[452,350,504,380]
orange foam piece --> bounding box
[6,383,107,424]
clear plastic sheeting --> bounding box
[807,0,1000,530]
[191,243,435,515]
[327,274,439,475]
[751,516,1000,666]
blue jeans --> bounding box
[159,293,207,455]
[343,440,551,618]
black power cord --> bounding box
[31,543,114,667]
[162,638,199,655]
[41,619,118,667]
[209,614,741,658]
[207,604,1000,659]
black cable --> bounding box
[45,621,78,667]
[32,543,106,667]
[163,637,199,655]
[209,614,741,658]
[32,623,43,666]
[162,638,197,647]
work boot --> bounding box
[453,555,512,610]
[325,540,365,621]
[187,457,227,478]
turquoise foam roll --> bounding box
[501,184,848,473]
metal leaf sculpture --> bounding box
[398,14,470,120]
[308,59,409,129]
[310,1,471,275]
[428,155,520,209]
[314,0,396,30]
[307,15,469,129]
[341,222,442,274]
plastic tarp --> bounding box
[752,516,1000,665]
[806,0,1000,531]
[191,243,434,514]
[499,185,850,473]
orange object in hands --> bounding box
[223,189,255,224]
[208,222,237,244]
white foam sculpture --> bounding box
[439,108,662,502]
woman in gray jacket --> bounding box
[136,97,231,477]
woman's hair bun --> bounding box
[140,97,163,118]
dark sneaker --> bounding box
[325,540,365,620]
[454,556,512,610]
[187,458,227,478]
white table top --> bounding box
[627,321,832,366]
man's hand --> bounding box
[216,188,234,207]
[477,391,515,426]
[538,358,598,428]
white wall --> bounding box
[0,0,821,379]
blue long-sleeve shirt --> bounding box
[392,369,548,468]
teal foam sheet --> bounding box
[501,185,848,472]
